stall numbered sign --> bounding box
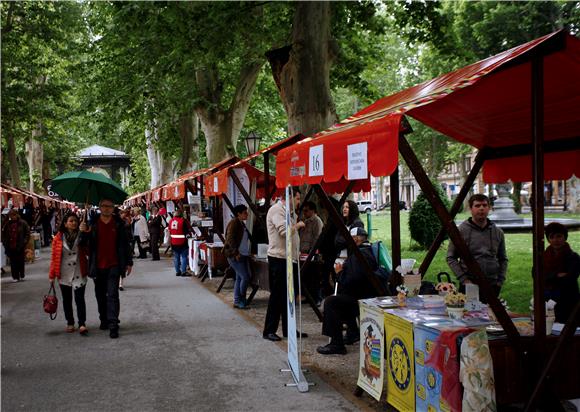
[308,145,324,176]
[347,142,368,180]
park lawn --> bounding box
[367,211,580,313]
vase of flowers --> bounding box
[396,285,409,307]
[444,291,466,319]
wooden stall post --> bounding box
[389,167,402,287]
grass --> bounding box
[366,211,580,313]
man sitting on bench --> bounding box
[317,227,378,355]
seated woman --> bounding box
[543,222,580,323]
[334,200,364,260]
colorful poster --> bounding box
[385,312,415,411]
[357,303,384,401]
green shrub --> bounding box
[408,182,451,250]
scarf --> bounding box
[64,230,79,250]
[544,242,572,275]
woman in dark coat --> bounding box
[334,199,364,259]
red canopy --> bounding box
[205,162,278,199]
[276,30,580,187]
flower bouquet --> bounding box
[444,291,466,319]
[435,282,456,296]
[396,285,409,307]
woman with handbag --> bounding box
[49,213,89,335]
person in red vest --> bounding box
[168,209,192,277]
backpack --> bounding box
[370,241,394,295]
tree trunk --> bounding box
[145,125,161,188]
[26,122,44,192]
[6,129,21,187]
[266,1,339,137]
[146,121,178,188]
[195,62,262,165]
[178,109,199,173]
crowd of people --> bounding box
[2,191,578,349]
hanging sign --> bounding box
[213,177,219,193]
[347,142,368,180]
[308,145,324,177]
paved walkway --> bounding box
[1,250,358,411]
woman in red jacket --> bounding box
[49,213,89,335]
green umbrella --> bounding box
[51,170,128,205]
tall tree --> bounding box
[1,1,87,190]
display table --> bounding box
[356,296,580,408]
[197,242,226,281]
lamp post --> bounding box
[244,131,261,164]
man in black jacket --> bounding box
[80,198,133,339]
[317,227,378,355]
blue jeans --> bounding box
[172,246,188,274]
[228,256,250,304]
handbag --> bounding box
[43,283,58,320]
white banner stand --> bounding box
[281,186,313,393]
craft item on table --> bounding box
[486,318,535,337]
[395,261,421,297]
[444,291,466,320]
[420,295,446,309]
[405,274,422,297]
[396,285,409,307]
[373,297,399,309]
[529,298,557,335]
[435,281,456,296]
[465,283,479,303]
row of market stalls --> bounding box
[122,30,579,408]
[1,183,75,210]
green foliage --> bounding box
[409,181,451,250]
[1,1,90,183]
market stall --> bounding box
[275,30,580,409]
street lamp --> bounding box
[244,131,261,158]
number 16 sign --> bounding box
[308,145,324,177]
